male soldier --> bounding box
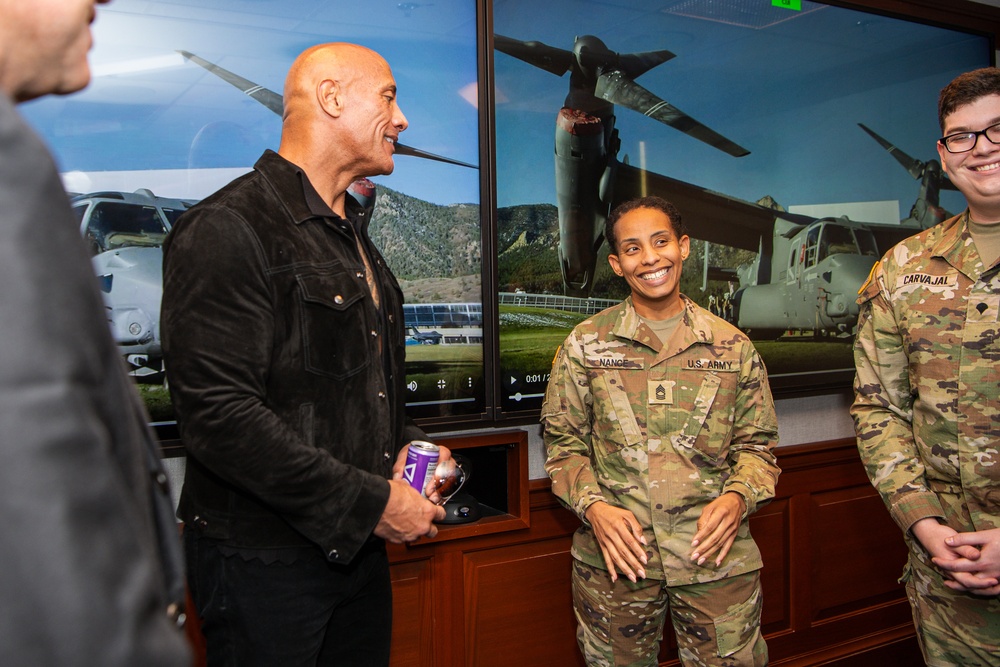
[852,67,1000,666]
[162,43,447,666]
[0,1,190,665]
[542,196,780,666]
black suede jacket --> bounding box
[162,150,423,564]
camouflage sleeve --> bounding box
[541,332,606,522]
[723,341,780,518]
[851,261,944,533]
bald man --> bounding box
[162,43,446,666]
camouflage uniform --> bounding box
[543,295,779,666]
[852,211,1000,666]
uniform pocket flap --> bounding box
[714,584,762,658]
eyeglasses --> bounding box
[939,122,1000,153]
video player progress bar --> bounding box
[507,392,546,402]
[406,397,478,407]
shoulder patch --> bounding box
[858,261,877,296]
[856,261,882,305]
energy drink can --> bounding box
[403,440,439,497]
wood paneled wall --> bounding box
[184,438,924,666]
[381,438,922,666]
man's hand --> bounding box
[584,501,648,583]
[690,492,745,567]
[932,526,1000,596]
[373,479,446,543]
[392,442,454,505]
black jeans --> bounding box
[185,528,393,667]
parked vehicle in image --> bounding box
[72,189,196,381]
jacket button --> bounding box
[328,549,340,560]
[370,330,378,337]
[166,603,186,629]
[378,391,386,399]
[154,471,169,492]
[334,295,344,304]
[356,271,364,279]
[384,452,391,461]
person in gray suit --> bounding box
[0,1,191,664]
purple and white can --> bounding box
[402,440,439,497]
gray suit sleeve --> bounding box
[0,95,190,666]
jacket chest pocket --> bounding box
[588,368,645,453]
[296,271,370,379]
[669,370,735,460]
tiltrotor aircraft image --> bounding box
[494,33,955,338]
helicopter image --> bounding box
[494,33,955,338]
[724,122,957,339]
[72,189,196,379]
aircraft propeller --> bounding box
[494,34,749,157]
[177,50,477,170]
[858,122,955,190]
[858,122,954,228]
[594,71,749,157]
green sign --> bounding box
[773,0,802,10]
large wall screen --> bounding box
[492,0,992,414]
[22,0,485,425]
[18,0,999,429]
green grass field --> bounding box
[498,305,855,380]
[140,344,486,421]
[499,306,579,377]
[752,339,854,375]
[138,383,174,422]
[402,343,483,404]
[135,306,854,420]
